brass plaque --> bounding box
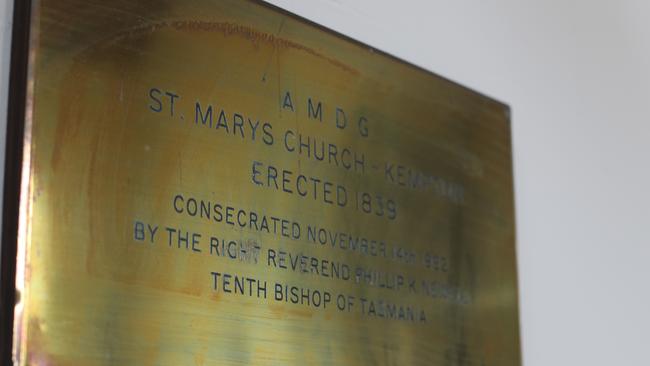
[10,0,520,365]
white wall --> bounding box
[1,1,649,365]
[0,0,11,214]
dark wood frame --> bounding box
[1,0,32,363]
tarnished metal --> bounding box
[12,0,520,365]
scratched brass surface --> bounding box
[13,0,520,365]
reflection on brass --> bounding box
[12,0,520,365]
